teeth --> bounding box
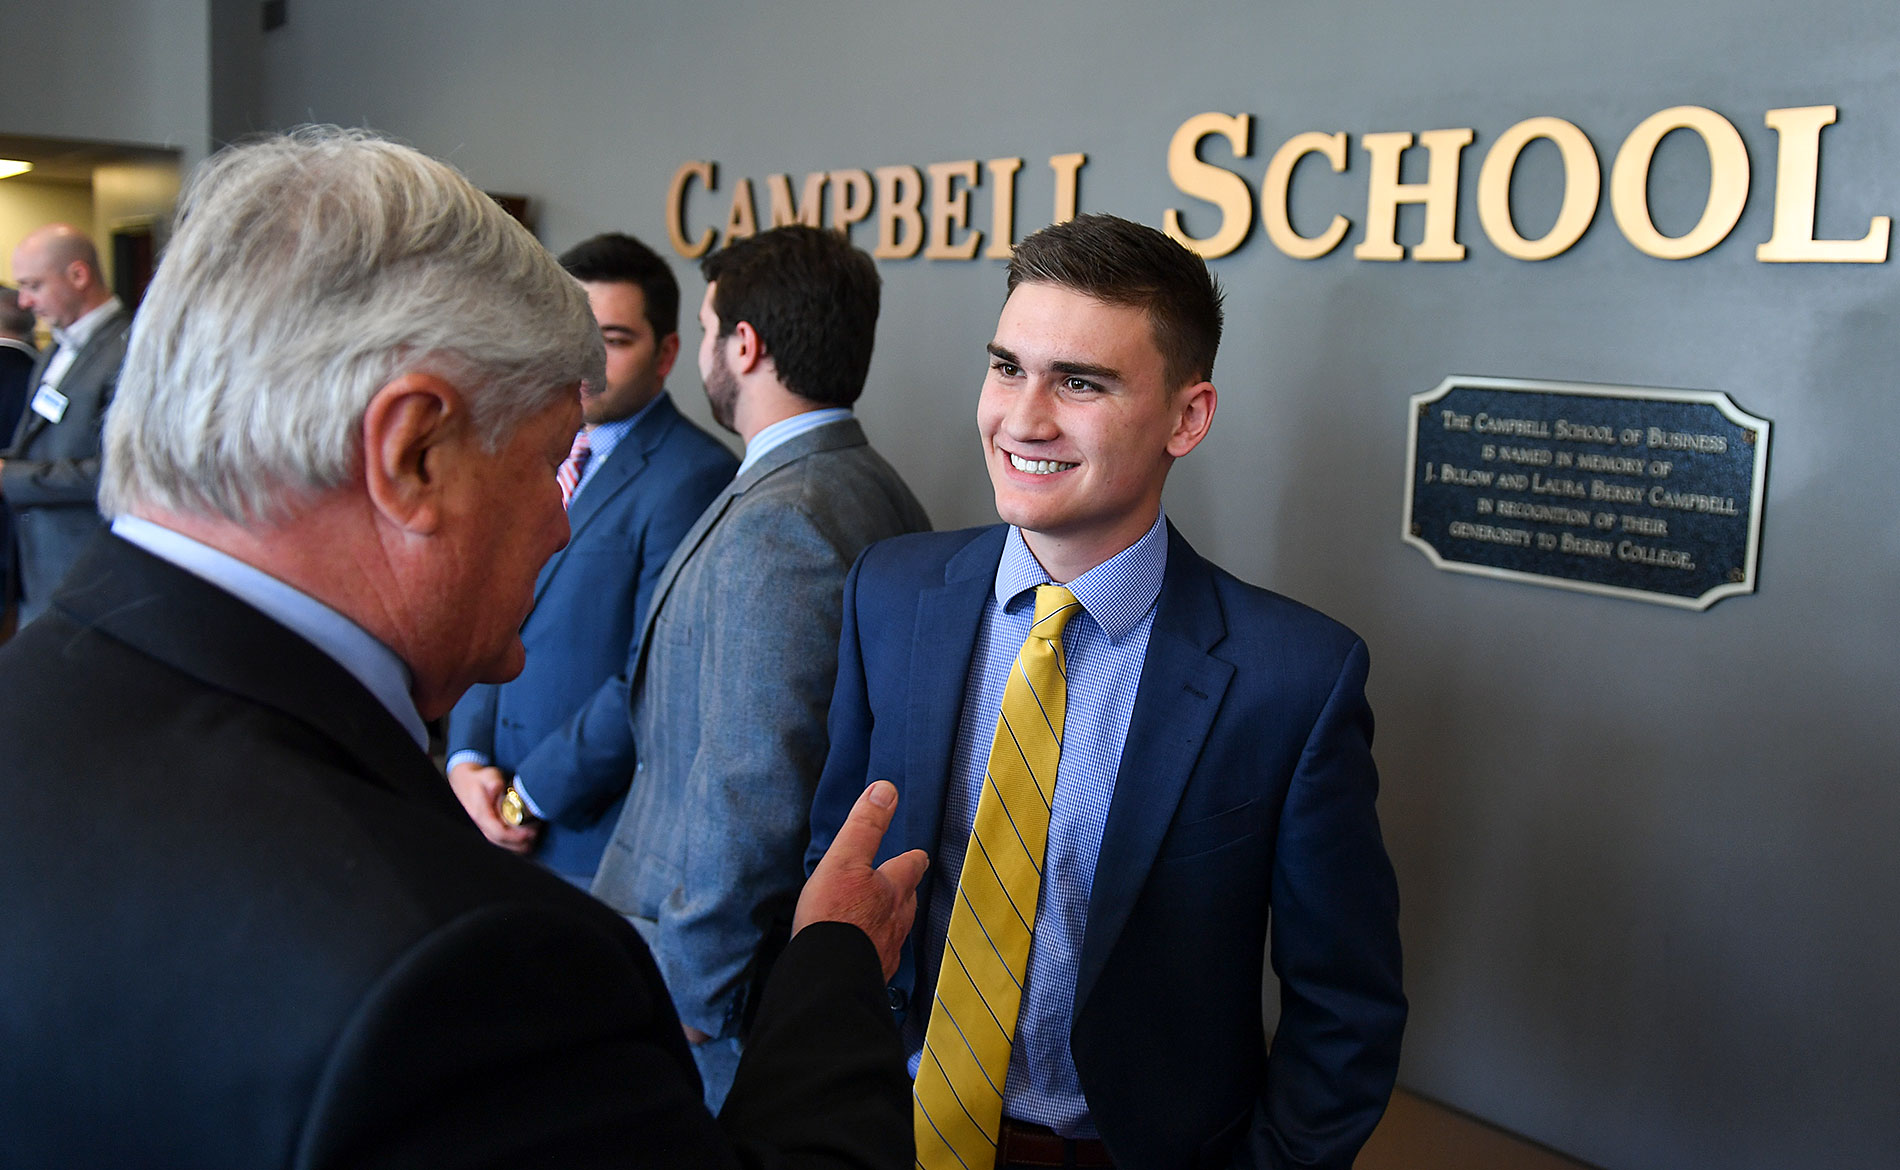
[1010,453,1077,475]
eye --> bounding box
[1062,376,1101,394]
[990,358,1021,378]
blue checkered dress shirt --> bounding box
[906,510,1169,1139]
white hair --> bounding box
[102,126,603,523]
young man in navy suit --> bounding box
[809,214,1406,1170]
[447,233,737,886]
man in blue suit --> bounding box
[447,233,736,886]
[808,215,1405,1169]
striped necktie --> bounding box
[915,583,1082,1169]
[556,429,591,510]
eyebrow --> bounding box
[600,324,639,338]
[986,343,1123,382]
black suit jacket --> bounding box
[0,533,910,1169]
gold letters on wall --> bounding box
[664,105,1889,264]
[666,154,1088,261]
[1159,104,1889,264]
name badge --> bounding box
[31,385,69,425]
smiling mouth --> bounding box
[1009,452,1078,475]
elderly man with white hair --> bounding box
[0,128,924,1169]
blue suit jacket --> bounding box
[447,393,735,880]
[808,524,1405,1170]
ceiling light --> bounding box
[0,160,33,180]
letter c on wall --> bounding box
[667,160,717,259]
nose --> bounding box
[1001,382,1060,443]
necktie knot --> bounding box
[1030,583,1080,641]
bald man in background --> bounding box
[3,224,131,625]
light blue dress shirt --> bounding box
[735,407,851,477]
[567,393,654,501]
[110,515,430,750]
[908,510,1170,1138]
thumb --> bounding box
[876,847,930,894]
[820,780,900,870]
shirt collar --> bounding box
[737,406,852,477]
[109,515,430,750]
[52,296,123,351]
[580,394,653,466]
[994,509,1169,643]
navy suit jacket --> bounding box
[808,524,1405,1170]
[447,392,736,879]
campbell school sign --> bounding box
[666,104,1889,266]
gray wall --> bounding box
[8,0,211,166]
[17,2,1900,1168]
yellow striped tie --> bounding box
[915,584,1081,1169]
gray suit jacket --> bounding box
[3,304,132,623]
[591,415,930,1040]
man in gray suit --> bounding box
[582,225,930,1108]
[3,224,132,625]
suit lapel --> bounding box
[1075,527,1233,1014]
[903,528,1005,873]
[7,348,51,452]
[624,415,865,688]
[53,533,457,816]
[530,397,683,605]
[7,308,127,454]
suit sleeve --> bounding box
[805,553,875,876]
[295,906,907,1170]
[443,683,499,765]
[515,456,733,826]
[653,499,854,1039]
[1243,638,1406,1170]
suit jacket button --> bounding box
[887,986,907,1010]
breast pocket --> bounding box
[1152,797,1265,866]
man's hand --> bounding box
[794,780,929,980]
[446,761,538,854]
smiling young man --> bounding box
[809,214,1407,1169]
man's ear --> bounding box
[729,321,765,375]
[1167,380,1218,458]
[361,372,462,534]
[655,331,681,382]
[66,261,95,294]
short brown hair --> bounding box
[700,225,881,407]
[1007,213,1224,389]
